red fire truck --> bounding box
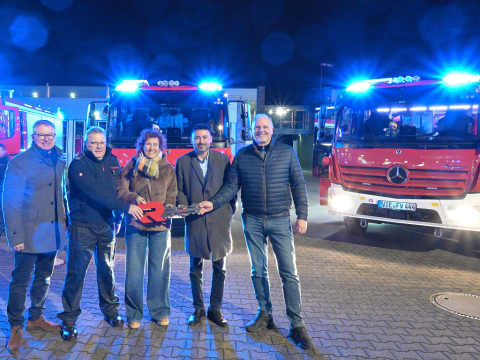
[95,80,249,167]
[0,96,64,157]
[320,72,480,236]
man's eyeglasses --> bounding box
[86,141,107,147]
[34,133,56,140]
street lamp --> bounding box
[320,63,334,104]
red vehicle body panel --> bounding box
[334,147,479,196]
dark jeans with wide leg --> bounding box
[7,251,57,328]
[190,256,226,310]
[58,224,119,325]
[242,214,304,328]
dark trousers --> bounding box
[7,251,57,328]
[189,256,226,310]
[57,224,119,325]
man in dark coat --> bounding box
[57,126,143,341]
[199,114,315,349]
[175,124,236,327]
[3,120,68,354]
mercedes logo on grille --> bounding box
[387,166,409,184]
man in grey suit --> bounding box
[3,120,68,354]
[175,124,236,327]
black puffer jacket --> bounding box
[210,138,308,220]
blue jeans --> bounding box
[125,227,171,322]
[58,224,119,325]
[242,214,304,328]
[8,251,57,328]
[190,256,226,310]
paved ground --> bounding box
[0,172,480,359]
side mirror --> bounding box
[103,105,108,115]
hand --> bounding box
[164,204,174,219]
[198,201,213,215]
[293,219,307,235]
[128,204,144,220]
[136,196,146,205]
[11,243,24,252]
[115,223,122,235]
[177,204,189,217]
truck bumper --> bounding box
[328,183,480,232]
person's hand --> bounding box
[11,243,24,252]
[293,219,307,235]
[164,204,174,219]
[115,224,122,235]
[129,204,144,220]
[136,196,146,205]
[177,204,189,217]
[198,201,213,215]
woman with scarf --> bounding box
[117,128,177,329]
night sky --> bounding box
[1,0,480,104]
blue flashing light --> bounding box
[115,79,149,92]
[346,81,370,92]
[443,72,480,86]
[198,82,222,91]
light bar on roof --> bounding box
[115,79,149,92]
[409,107,427,111]
[429,106,448,111]
[443,73,480,85]
[346,82,370,92]
[450,105,471,110]
[198,82,222,91]
[377,108,390,112]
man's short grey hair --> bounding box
[33,120,56,131]
[252,114,273,127]
[86,126,106,140]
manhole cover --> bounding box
[430,293,480,319]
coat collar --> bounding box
[83,146,112,163]
[30,143,63,162]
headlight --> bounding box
[445,205,480,224]
[329,194,355,212]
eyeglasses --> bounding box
[87,141,107,147]
[34,133,56,140]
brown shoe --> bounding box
[26,316,61,332]
[7,326,23,354]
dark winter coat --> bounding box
[69,147,130,228]
[210,138,308,220]
[176,150,236,261]
[117,153,177,231]
[3,144,68,253]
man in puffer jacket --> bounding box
[199,114,314,349]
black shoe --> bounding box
[104,315,124,327]
[61,324,77,341]
[207,308,228,327]
[245,311,274,332]
[288,325,315,349]
[188,308,206,326]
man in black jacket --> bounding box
[58,127,143,341]
[199,114,314,349]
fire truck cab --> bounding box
[97,80,250,167]
[321,72,480,235]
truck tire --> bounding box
[344,216,367,235]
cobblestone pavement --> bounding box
[0,172,480,359]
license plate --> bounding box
[378,200,417,211]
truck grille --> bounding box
[340,166,469,196]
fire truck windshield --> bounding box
[335,83,480,147]
[107,89,228,148]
